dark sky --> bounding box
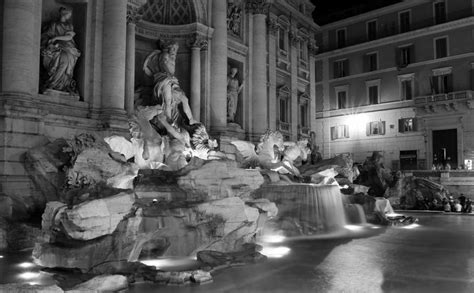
[311,0,402,25]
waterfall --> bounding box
[256,184,348,236]
[345,203,367,224]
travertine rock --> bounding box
[58,191,134,241]
[0,218,7,250]
[245,199,278,217]
[66,275,128,293]
[177,160,264,200]
[0,284,63,293]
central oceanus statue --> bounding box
[106,40,220,171]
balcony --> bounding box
[298,125,310,137]
[414,90,474,114]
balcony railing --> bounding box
[414,90,474,113]
[277,120,291,133]
[319,8,474,53]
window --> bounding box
[278,27,287,52]
[366,121,386,136]
[299,100,309,128]
[335,85,348,109]
[367,20,377,41]
[299,40,308,61]
[397,45,413,67]
[279,97,290,122]
[434,1,446,24]
[337,91,347,109]
[432,74,453,94]
[434,37,448,59]
[368,86,379,104]
[336,28,346,48]
[398,118,417,133]
[331,125,350,140]
[399,11,411,33]
[401,79,413,100]
[366,52,378,71]
[333,59,349,78]
[399,74,414,100]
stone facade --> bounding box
[314,0,474,170]
[0,0,318,206]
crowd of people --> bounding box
[416,194,473,213]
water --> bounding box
[345,203,367,224]
[256,184,349,236]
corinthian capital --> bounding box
[267,17,279,35]
[246,0,270,15]
[127,4,143,24]
[188,35,208,50]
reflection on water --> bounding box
[140,257,200,271]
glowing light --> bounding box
[386,213,404,218]
[140,257,197,270]
[0,255,3,258]
[260,246,291,258]
[344,225,364,231]
[18,262,35,269]
[401,223,420,229]
[261,235,286,243]
[346,114,369,131]
[18,272,40,280]
[370,226,381,229]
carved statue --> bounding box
[308,131,322,164]
[40,7,81,94]
[143,40,197,125]
[231,130,302,176]
[105,39,221,172]
[281,139,311,176]
[227,0,242,36]
[227,67,243,123]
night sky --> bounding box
[311,0,402,25]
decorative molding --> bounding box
[308,40,319,56]
[289,30,300,47]
[246,0,270,15]
[267,18,279,36]
[136,22,214,41]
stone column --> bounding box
[247,0,270,137]
[210,0,228,133]
[289,29,299,140]
[1,0,40,95]
[101,0,127,112]
[309,40,319,134]
[267,16,279,132]
[125,5,141,115]
[189,36,207,122]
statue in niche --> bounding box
[143,40,197,126]
[227,0,242,36]
[40,7,81,94]
[227,67,243,123]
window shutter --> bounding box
[333,62,338,78]
[331,126,335,140]
[345,125,350,138]
[471,69,474,90]
[364,55,369,72]
[409,45,415,63]
[413,118,418,131]
[430,76,438,94]
[366,123,371,136]
[447,74,453,92]
[398,119,405,133]
[380,121,386,135]
[344,60,349,76]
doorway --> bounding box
[432,129,458,168]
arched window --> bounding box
[141,0,196,25]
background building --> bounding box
[314,0,474,170]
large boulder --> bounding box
[177,160,264,201]
[66,275,128,293]
[0,217,7,250]
[40,191,134,241]
[24,138,71,205]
